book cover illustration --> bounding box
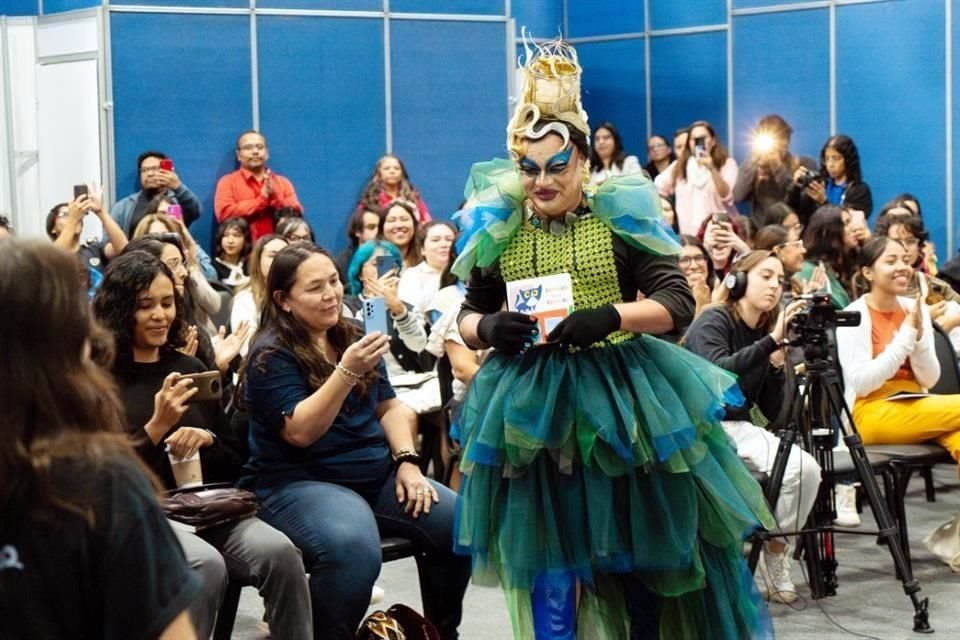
[506,273,574,345]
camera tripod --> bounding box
[749,337,932,633]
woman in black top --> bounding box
[684,250,821,605]
[93,251,311,640]
[0,240,198,639]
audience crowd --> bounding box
[3,114,960,639]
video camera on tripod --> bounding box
[788,293,861,359]
[790,292,861,334]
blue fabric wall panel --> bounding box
[43,0,98,13]
[732,10,828,161]
[114,0,247,7]
[577,39,646,158]
[838,0,946,251]
[110,13,252,251]
[257,16,385,254]
[566,0,643,38]
[954,0,960,252]
[733,0,821,8]
[390,0,503,15]
[391,20,507,223]
[512,0,563,38]
[1,0,37,16]
[256,0,381,9]
[650,0,725,31]
[650,31,727,149]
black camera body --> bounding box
[790,293,860,334]
[796,167,823,189]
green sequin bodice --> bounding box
[500,214,633,344]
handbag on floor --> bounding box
[356,604,439,640]
[923,512,960,572]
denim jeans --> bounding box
[255,472,471,640]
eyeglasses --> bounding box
[239,143,266,152]
[678,255,708,266]
[648,143,668,151]
[776,239,804,250]
[898,236,921,247]
[285,233,311,242]
[140,166,161,175]
[790,223,804,235]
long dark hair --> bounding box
[379,199,422,265]
[92,250,187,374]
[250,243,378,396]
[852,236,903,297]
[359,154,421,213]
[215,217,253,263]
[803,205,857,292]
[820,134,862,184]
[674,120,730,183]
[720,250,781,332]
[588,122,627,172]
[0,241,143,521]
[679,234,716,287]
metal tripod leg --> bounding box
[820,371,932,633]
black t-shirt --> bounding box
[116,350,244,488]
[683,305,785,422]
[0,454,201,639]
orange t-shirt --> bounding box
[868,304,913,380]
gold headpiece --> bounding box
[506,36,590,162]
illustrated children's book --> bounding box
[506,273,574,345]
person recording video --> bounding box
[733,114,816,226]
[684,250,821,605]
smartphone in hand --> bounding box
[177,371,223,404]
[363,297,389,337]
[167,204,183,221]
[375,255,399,278]
[160,158,174,172]
[73,184,88,199]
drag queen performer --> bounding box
[452,40,775,639]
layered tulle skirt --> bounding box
[452,335,776,639]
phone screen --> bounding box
[363,297,389,336]
[375,255,399,278]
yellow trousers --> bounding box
[852,380,960,462]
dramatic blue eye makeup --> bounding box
[545,146,573,173]
[520,145,573,177]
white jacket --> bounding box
[836,295,940,413]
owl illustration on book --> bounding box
[513,284,542,312]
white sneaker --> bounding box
[370,584,385,605]
[834,483,862,528]
[759,548,799,604]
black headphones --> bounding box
[724,270,749,300]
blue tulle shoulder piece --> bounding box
[451,158,526,280]
[451,160,682,280]
[585,174,682,257]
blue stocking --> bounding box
[532,570,576,640]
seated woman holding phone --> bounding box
[93,251,311,640]
[654,120,739,236]
[238,242,470,640]
[346,239,439,415]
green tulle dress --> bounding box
[451,159,776,639]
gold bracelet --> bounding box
[336,367,358,386]
[336,363,362,380]
[393,447,417,459]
